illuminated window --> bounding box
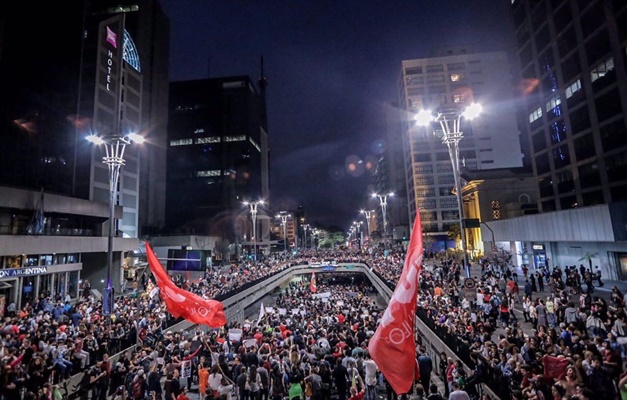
[197,170,221,177]
[545,96,562,112]
[590,57,614,82]
[453,94,466,103]
[565,79,582,99]
[450,73,465,82]
[170,138,193,146]
[196,136,221,144]
[224,135,246,142]
[529,107,543,123]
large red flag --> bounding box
[368,213,423,395]
[145,242,227,328]
[310,271,317,293]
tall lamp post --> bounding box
[360,209,375,240]
[302,224,310,251]
[415,103,483,277]
[243,200,264,261]
[353,221,363,248]
[372,192,394,240]
[276,212,291,254]
[86,132,144,317]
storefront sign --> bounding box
[0,266,48,278]
[532,244,545,250]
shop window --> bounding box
[560,195,578,209]
[25,255,39,266]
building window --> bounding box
[170,138,193,146]
[447,62,465,71]
[546,95,562,112]
[407,87,425,96]
[590,56,614,83]
[439,198,458,208]
[565,79,582,99]
[529,107,543,123]
[406,76,424,85]
[196,136,221,144]
[224,135,246,142]
[426,64,444,73]
[450,73,466,82]
[197,170,221,177]
[405,66,423,75]
[491,200,501,220]
[427,75,445,83]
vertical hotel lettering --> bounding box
[105,26,118,91]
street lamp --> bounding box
[86,132,144,317]
[371,192,394,239]
[353,221,363,248]
[302,224,310,251]
[243,200,264,261]
[360,209,375,239]
[415,103,483,277]
[276,212,291,254]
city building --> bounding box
[0,0,169,297]
[166,76,270,249]
[399,46,524,251]
[479,0,627,279]
[0,186,138,308]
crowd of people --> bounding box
[2,246,627,400]
[409,254,627,400]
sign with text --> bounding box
[0,266,48,278]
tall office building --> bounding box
[0,0,169,290]
[166,76,270,244]
[399,47,524,249]
[510,0,627,211]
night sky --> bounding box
[159,0,518,230]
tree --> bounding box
[485,249,513,268]
[579,252,598,270]
[447,224,461,243]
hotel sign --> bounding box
[105,26,118,91]
[0,266,48,278]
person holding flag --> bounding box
[368,214,424,396]
[310,271,317,293]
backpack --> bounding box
[132,381,144,399]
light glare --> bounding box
[415,109,434,126]
[462,103,483,120]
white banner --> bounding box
[181,360,192,378]
[291,308,300,315]
[243,338,257,348]
[228,328,242,342]
[313,292,331,299]
[278,308,287,315]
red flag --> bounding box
[542,355,570,380]
[310,271,317,293]
[368,213,423,395]
[145,242,227,328]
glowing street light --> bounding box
[243,200,264,261]
[86,132,144,317]
[415,103,483,277]
[371,192,394,239]
[360,209,375,239]
[276,212,291,253]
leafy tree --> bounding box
[579,252,598,270]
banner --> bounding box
[542,355,570,380]
[146,242,227,328]
[312,292,331,299]
[368,214,424,395]
[228,329,242,342]
[257,302,265,326]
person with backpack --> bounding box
[304,367,322,400]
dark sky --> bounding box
[159,0,517,230]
